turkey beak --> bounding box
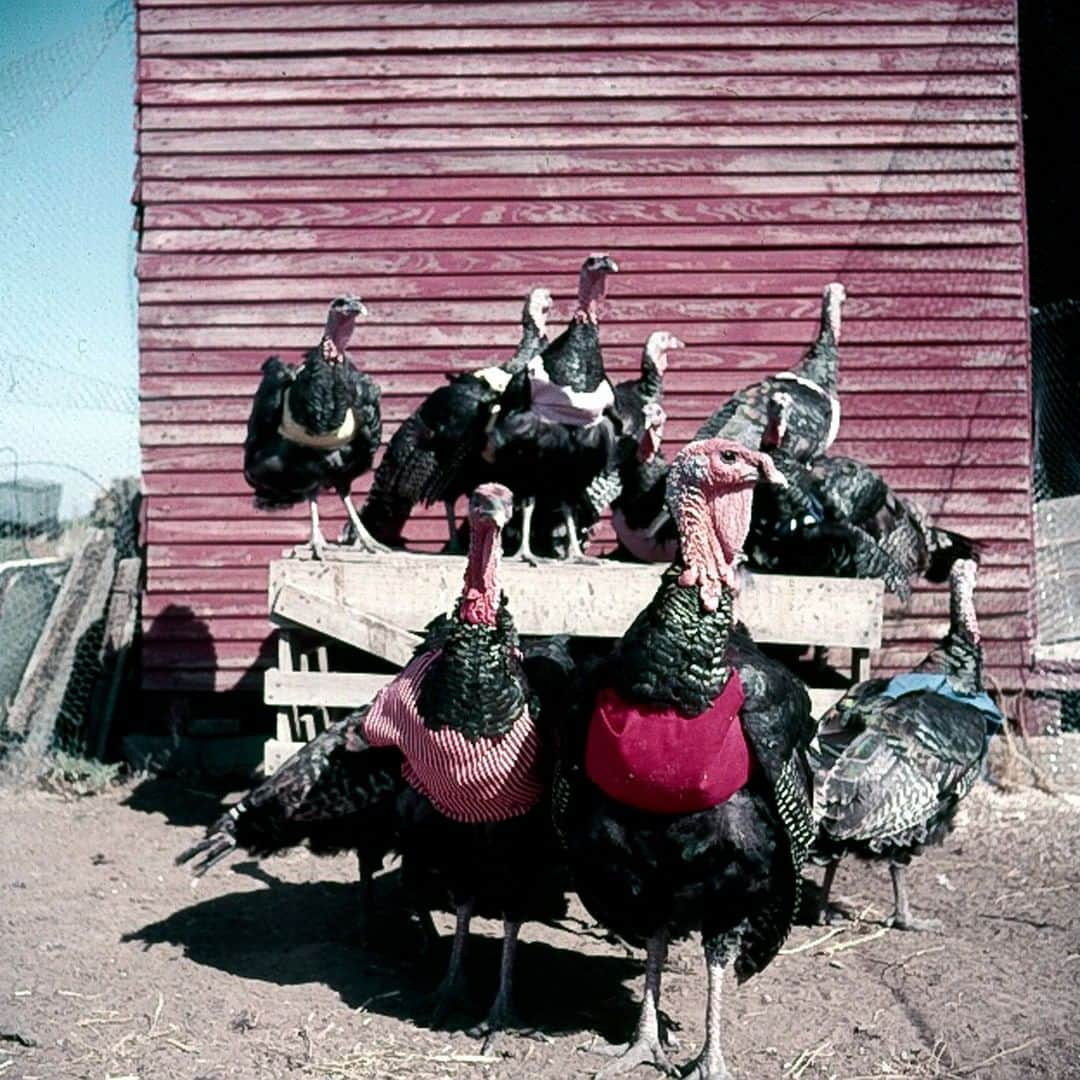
[602,256,619,274]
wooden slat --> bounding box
[135,247,1027,279]
[142,194,1024,231]
[137,3,1016,29]
[139,99,1021,131]
[266,553,884,647]
[271,582,423,666]
[137,27,1017,56]
[138,73,1018,104]
[137,148,1019,180]
[139,123,1017,154]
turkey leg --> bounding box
[561,502,599,563]
[308,498,328,560]
[508,496,539,565]
[341,492,390,553]
[468,919,536,1051]
[886,862,943,933]
[682,947,733,1080]
[431,900,473,1025]
[593,930,679,1077]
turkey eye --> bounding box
[721,451,737,463]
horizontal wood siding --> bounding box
[134,0,1033,694]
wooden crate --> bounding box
[263,549,884,773]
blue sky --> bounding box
[0,0,139,517]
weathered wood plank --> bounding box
[137,3,1015,29]
[137,147,1020,180]
[271,582,423,666]
[266,553,884,648]
[139,33,1016,67]
[135,246,1027,281]
[139,123,1017,155]
[139,294,1026,326]
[138,72,1018,105]
[264,669,393,706]
[142,194,1024,231]
[139,99,1020,131]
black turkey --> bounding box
[487,254,620,562]
[175,707,414,941]
[809,558,1002,932]
[243,296,385,558]
[747,393,978,600]
[555,438,815,1079]
[697,281,846,462]
[359,287,552,548]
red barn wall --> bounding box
[134,0,1033,696]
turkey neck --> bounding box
[506,317,547,372]
[459,517,502,627]
[916,561,983,693]
[794,292,841,395]
[637,351,664,403]
[290,350,353,433]
[614,569,735,717]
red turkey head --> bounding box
[460,483,515,626]
[578,253,619,313]
[643,330,684,377]
[666,438,786,610]
[321,295,368,361]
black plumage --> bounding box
[539,253,619,393]
[554,439,814,1078]
[359,287,551,548]
[696,282,846,462]
[485,255,622,561]
[808,558,1001,931]
[242,296,385,556]
[746,394,978,600]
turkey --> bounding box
[522,329,682,561]
[808,557,1002,932]
[554,437,815,1079]
[243,295,385,558]
[358,287,552,549]
[486,254,621,562]
[175,707,414,942]
[179,484,565,1043]
[359,481,566,1042]
[746,393,978,600]
[697,282,846,462]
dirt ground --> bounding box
[1,755,1078,1080]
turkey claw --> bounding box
[886,913,944,934]
[468,1006,544,1055]
[590,1034,680,1077]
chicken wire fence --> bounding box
[0,357,141,783]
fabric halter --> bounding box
[774,371,841,450]
[278,387,357,449]
[527,355,614,428]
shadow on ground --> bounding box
[124,866,640,1041]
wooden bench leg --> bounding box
[851,647,871,685]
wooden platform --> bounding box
[262,548,884,772]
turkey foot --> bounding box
[467,1003,543,1055]
[559,502,598,563]
[429,970,471,1028]
[508,497,541,566]
[341,493,390,554]
[307,498,328,560]
[886,913,944,934]
[592,1033,680,1078]
[886,864,942,934]
[816,901,855,926]
[681,1051,733,1080]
